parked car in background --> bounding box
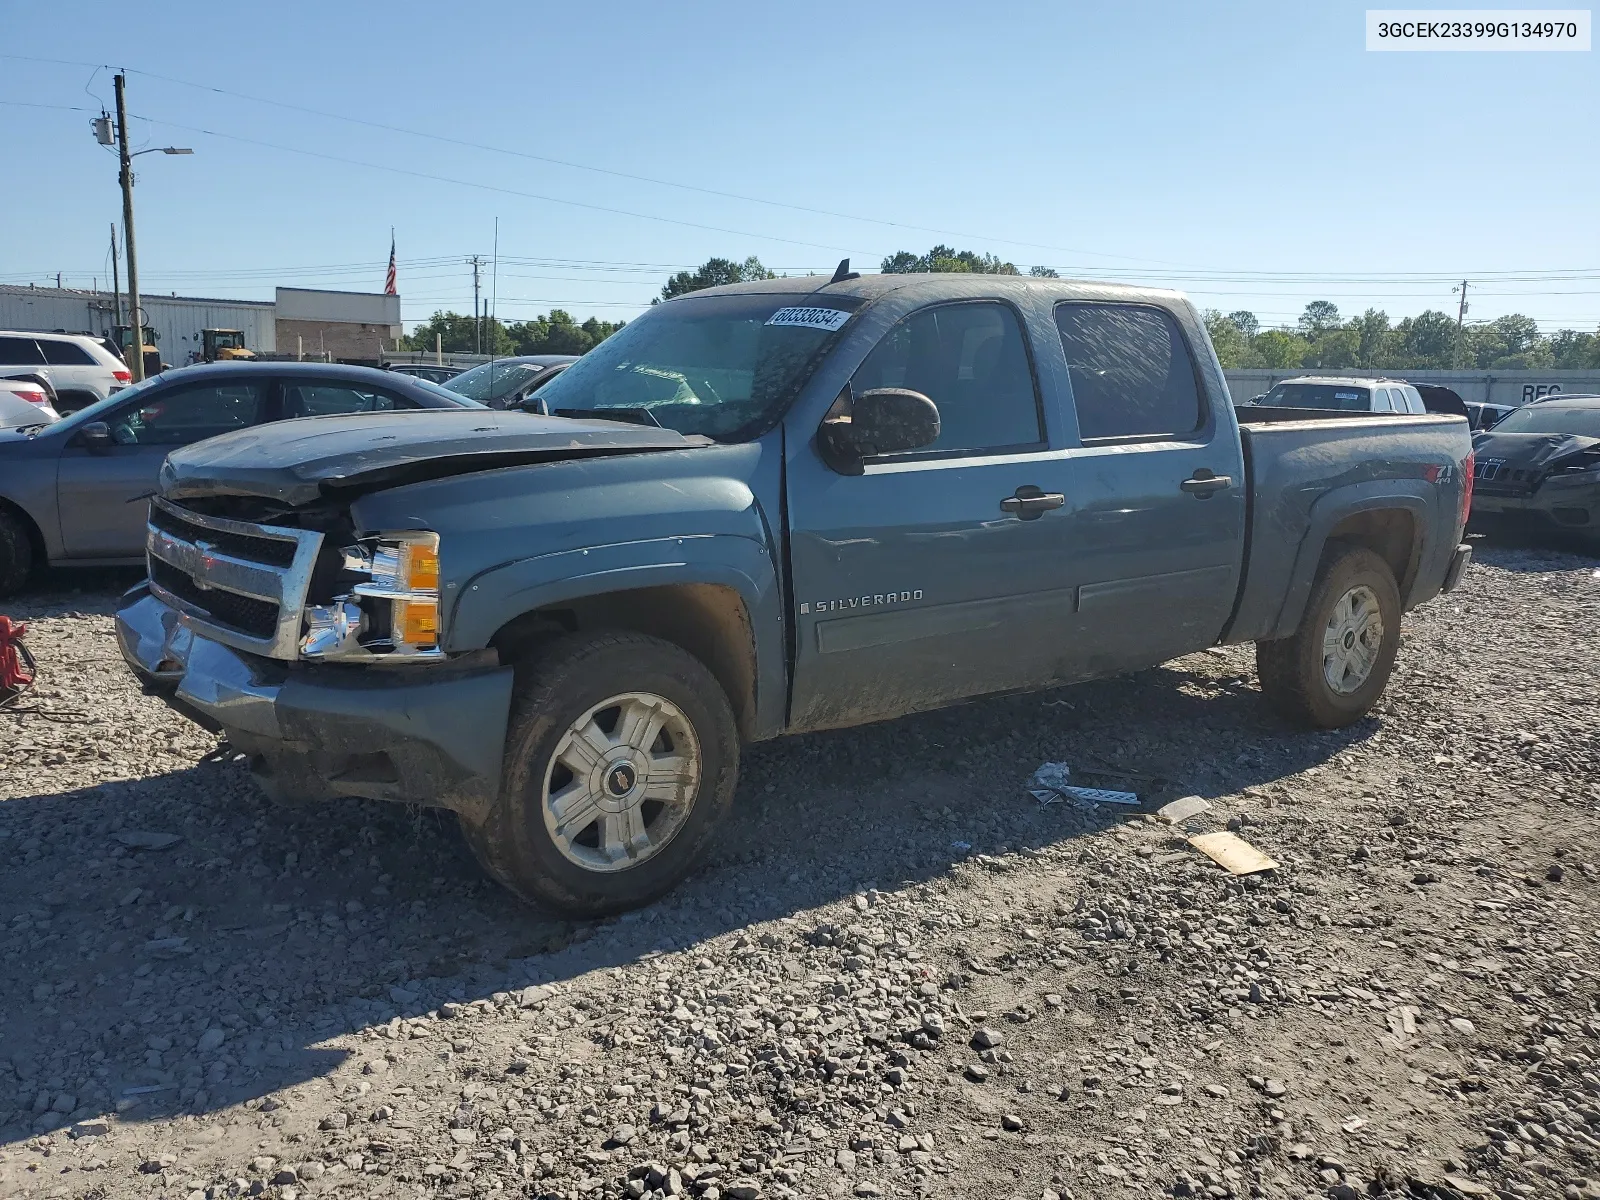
[116,273,1473,915]
[0,361,483,594]
[1248,376,1429,415]
[0,379,60,427]
[1469,394,1600,546]
[1465,401,1517,430]
[1411,383,1469,420]
[443,355,578,409]
[0,330,132,413]
[387,363,466,385]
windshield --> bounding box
[445,361,549,403]
[1263,383,1372,411]
[530,293,859,440]
[1491,404,1600,438]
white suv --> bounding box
[1251,376,1428,414]
[0,330,131,414]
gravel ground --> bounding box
[1,537,1597,1200]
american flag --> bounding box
[384,233,397,295]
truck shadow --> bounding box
[0,650,1362,1145]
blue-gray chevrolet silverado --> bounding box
[115,273,1475,915]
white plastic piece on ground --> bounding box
[1157,795,1212,824]
[1060,786,1139,806]
[1027,762,1139,808]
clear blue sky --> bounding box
[2,1,1596,334]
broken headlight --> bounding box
[300,531,442,660]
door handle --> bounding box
[1000,485,1067,520]
[1180,470,1232,498]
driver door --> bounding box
[56,379,270,558]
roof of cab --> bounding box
[666,272,1193,309]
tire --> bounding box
[460,632,740,917]
[1255,543,1401,729]
[0,510,35,598]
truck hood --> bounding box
[159,410,707,507]
[1470,430,1600,472]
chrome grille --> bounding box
[145,496,322,660]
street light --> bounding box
[101,73,194,382]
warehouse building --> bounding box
[0,284,401,366]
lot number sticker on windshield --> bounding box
[765,307,852,332]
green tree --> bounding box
[1251,329,1310,369]
[1549,328,1600,369]
[880,245,1020,275]
[659,256,776,302]
[1388,310,1458,369]
[1297,301,1342,339]
[1226,311,1260,338]
[507,310,624,356]
[1465,313,1547,369]
[1351,309,1393,368]
[406,310,512,355]
[1028,265,1061,278]
[1302,327,1361,369]
[1203,309,1253,369]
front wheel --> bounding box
[1255,543,1402,729]
[460,632,739,916]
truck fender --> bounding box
[444,533,788,739]
[1268,482,1434,641]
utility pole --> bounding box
[1453,280,1470,369]
[114,72,144,382]
[110,223,123,329]
[469,255,484,355]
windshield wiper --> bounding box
[553,407,663,429]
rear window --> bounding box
[1054,303,1205,440]
[1263,383,1372,411]
[38,339,96,366]
[0,337,45,366]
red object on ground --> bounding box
[0,615,35,701]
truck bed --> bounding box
[1225,407,1471,645]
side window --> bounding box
[0,337,45,366]
[849,301,1042,454]
[39,340,96,366]
[281,383,406,418]
[1405,387,1426,414]
[1372,389,1394,413]
[1054,303,1204,440]
[109,382,266,446]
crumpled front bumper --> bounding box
[1469,474,1600,536]
[115,583,514,820]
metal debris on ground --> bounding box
[1027,762,1139,808]
[1157,795,1212,824]
[1187,831,1278,875]
[113,830,183,850]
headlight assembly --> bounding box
[301,531,443,660]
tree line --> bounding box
[408,251,1600,373]
[405,309,624,357]
[1204,303,1600,372]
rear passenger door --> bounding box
[1052,302,1246,673]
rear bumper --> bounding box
[116,584,514,821]
[1441,543,1472,593]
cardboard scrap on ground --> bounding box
[1187,831,1278,875]
[1157,795,1211,825]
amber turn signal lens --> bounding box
[403,545,440,592]
[398,600,438,647]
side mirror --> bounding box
[818,388,940,474]
[78,421,114,450]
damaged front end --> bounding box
[1468,431,1600,538]
[117,493,513,823]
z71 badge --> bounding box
[800,590,923,615]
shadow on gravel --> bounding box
[0,650,1368,1145]
[1468,531,1600,571]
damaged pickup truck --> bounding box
[117,273,1475,915]
[1467,393,1600,546]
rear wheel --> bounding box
[0,511,35,598]
[460,632,739,916]
[1256,543,1401,729]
